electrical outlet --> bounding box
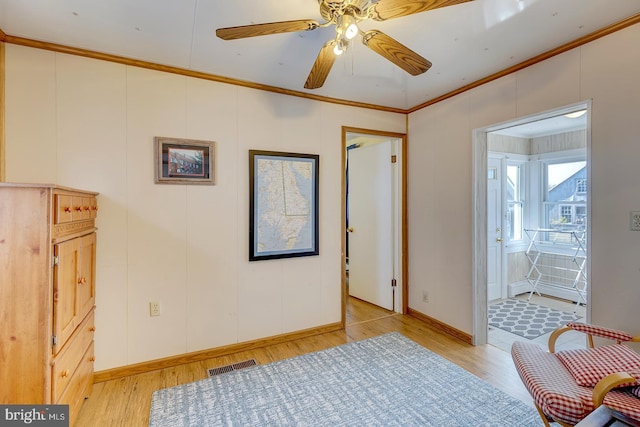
[149,301,161,317]
[632,211,640,231]
[422,290,429,303]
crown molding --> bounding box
[3,35,405,115]
[407,12,640,114]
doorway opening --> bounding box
[342,127,407,325]
[472,102,591,350]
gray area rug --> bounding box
[489,299,581,339]
[149,332,540,426]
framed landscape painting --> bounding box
[154,137,215,185]
[249,150,319,261]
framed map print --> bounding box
[249,150,319,261]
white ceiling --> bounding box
[491,109,587,138]
[1,0,640,111]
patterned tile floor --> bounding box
[488,294,587,353]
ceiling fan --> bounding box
[216,0,473,89]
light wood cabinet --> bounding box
[0,183,98,426]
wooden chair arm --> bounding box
[592,372,636,408]
[549,323,640,353]
[549,326,572,353]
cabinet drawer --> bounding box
[54,195,97,224]
[56,342,94,427]
[89,197,98,219]
[55,195,73,224]
[51,311,95,402]
[82,197,98,220]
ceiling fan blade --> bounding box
[362,30,431,76]
[370,0,473,21]
[216,20,319,40]
[304,41,338,89]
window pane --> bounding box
[546,161,586,194]
[507,202,523,241]
[506,164,523,241]
[544,160,587,233]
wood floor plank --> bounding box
[76,298,534,426]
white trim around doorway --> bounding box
[472,101,592,346]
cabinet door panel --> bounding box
[53,239,79,354]
[77,233,96,318]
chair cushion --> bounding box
[512,341,594,425]
[513,341,640,424]
[567,322,634,342]
[603,388,640,421]
[556,344,640,388]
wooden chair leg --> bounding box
[535,403,575,427]
[535,404,553,427]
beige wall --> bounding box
[4,44,405,370]
[408,23,640,336]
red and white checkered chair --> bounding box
[511,322,640,426]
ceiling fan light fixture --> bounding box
[333,39,346,55]
[345,22,359,39]
[344,17,359,40]
[338,14,359,40]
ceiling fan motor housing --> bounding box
[319,0,373,23]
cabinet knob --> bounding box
[75,206,82,212]
[64,206,71,213]
[89,356,96,362]
[84,206,90,211]
[89,326,96,332]
[60,370,70,378]
[78,277,87,285]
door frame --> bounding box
[471,101,592,345]
[487,154,506,302]
[341,126,408,325]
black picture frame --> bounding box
[154,137,215,185]
[249,150,319,261]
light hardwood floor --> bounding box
[76,297,534,426]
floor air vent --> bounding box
[207,359,257,377]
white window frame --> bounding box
[535,149,587,252]
[506,158,527,245]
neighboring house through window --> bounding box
[543,159,587,231]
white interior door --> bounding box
[347,141,394,310]
[487,157,503,302]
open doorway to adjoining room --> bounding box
[342,127,407,324]
[473,102,591,352]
